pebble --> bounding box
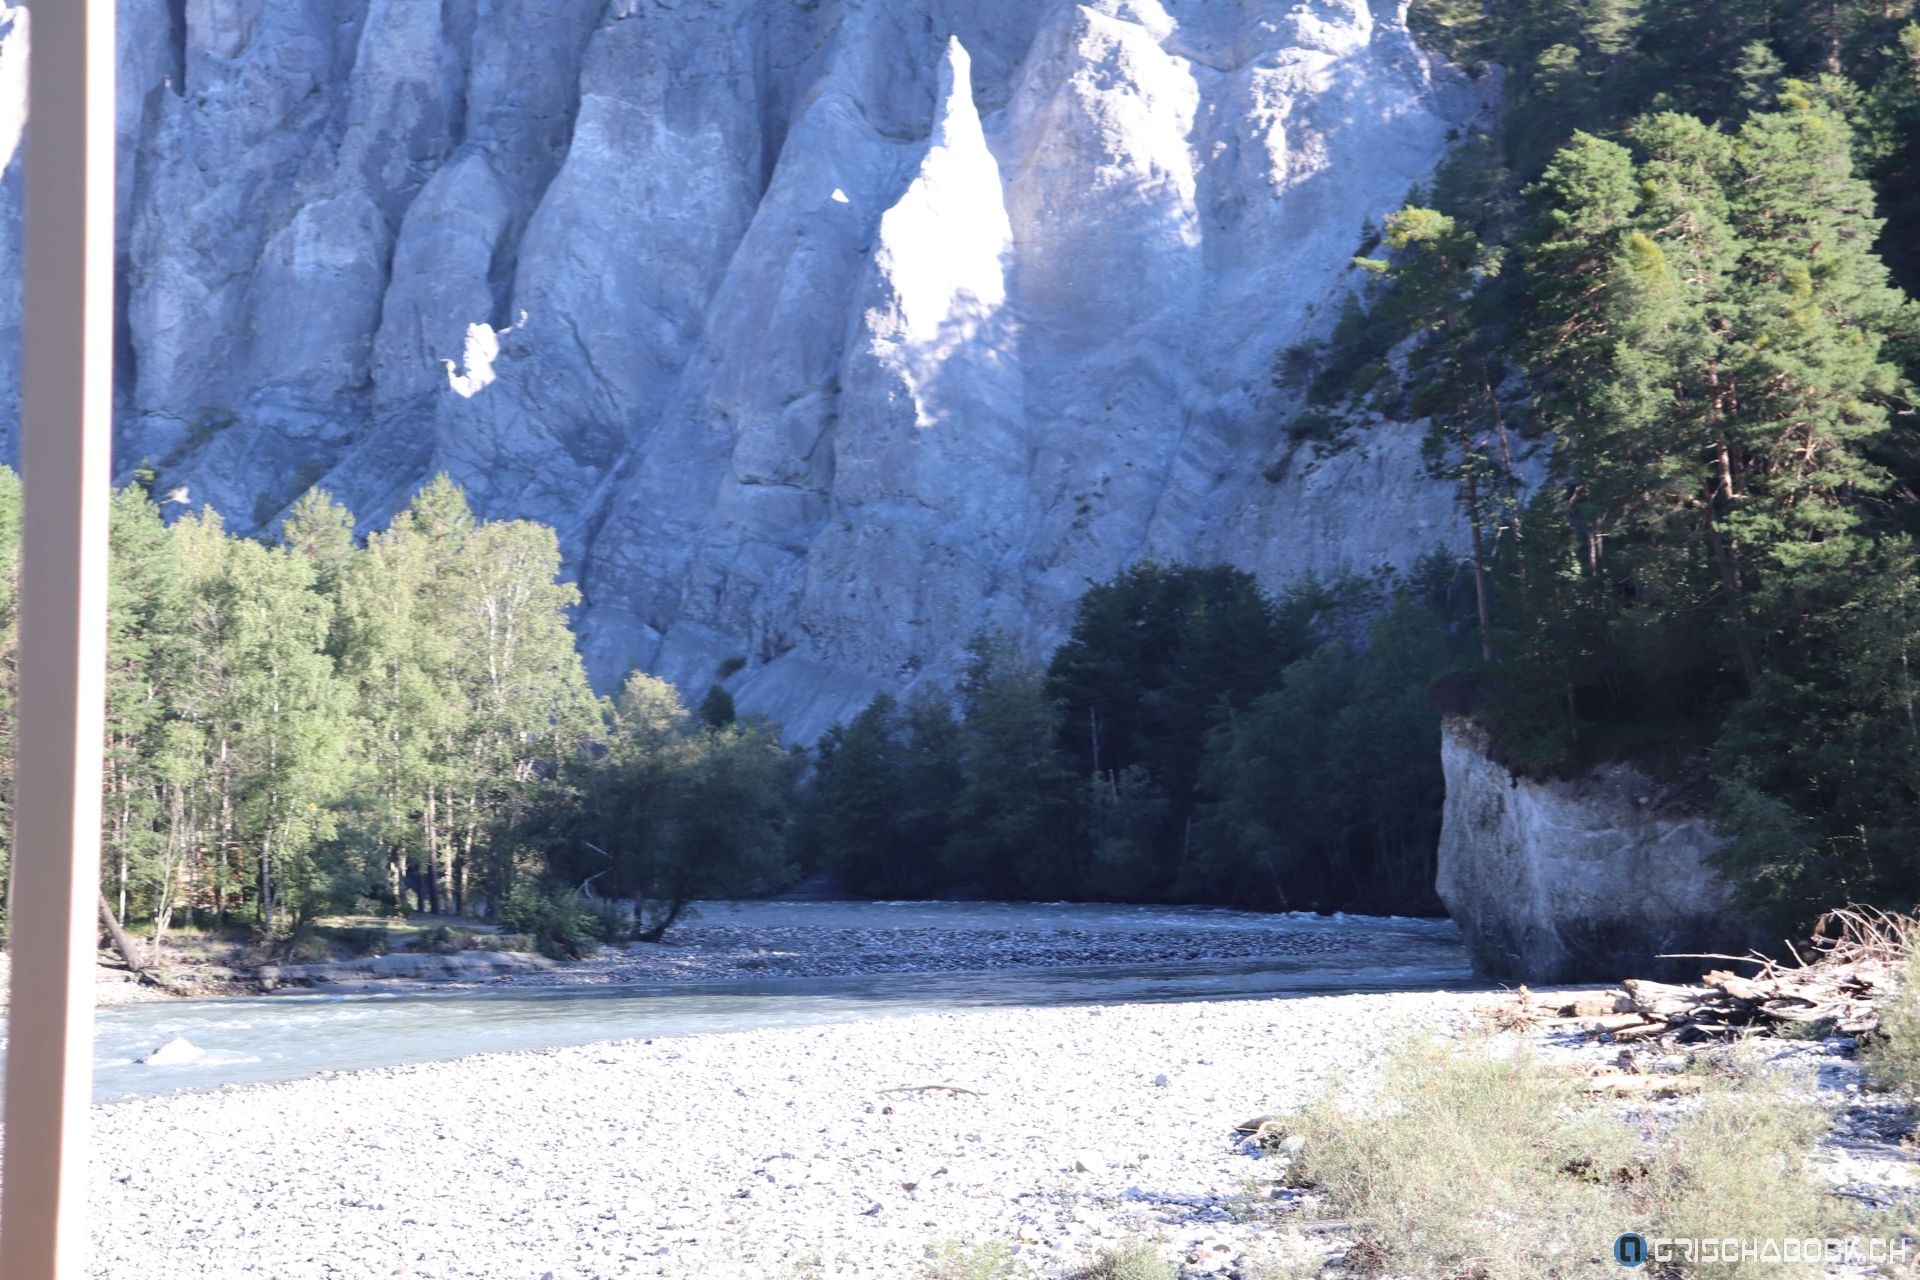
[484,922,1390,989]
[86,991,1490,1278]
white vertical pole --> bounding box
[0,0,116,1274]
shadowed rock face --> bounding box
[0,0,1491,739]
[1436,718,1758,983]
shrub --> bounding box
[1066,1242,1173,1280]
[331,925,391,957]
[1865,950,1920,1093]
[1283,408,1344,445]
[283,932,335,964]
[498,883,627,961]
[417,923,465,955]
[583,897,633,946]
[924,1239,1022,1280]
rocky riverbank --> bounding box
[0,954,181,1011]
[88,990,1491,1280]
[82,986,1918,1279]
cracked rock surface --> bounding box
[0,0,1491,736]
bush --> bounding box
[924,1239,1021,1280]
[1066,1242,1173,1280]
[417,923,465,955]
[498,884,628,961]
[328,924,391,955]
[1289,1037,1838,1280]
[1866,950,1920,1093]
[282,932,336,964]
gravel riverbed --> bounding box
[88,990,1492,1279]
[491,920,1423,988]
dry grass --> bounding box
[923,1239,1023,1280]
[1287,1035,1843,1280]
[1065,1241,1174,1280]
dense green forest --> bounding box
[796,560,1478,913]
[0,472,797,952]
[1302,0,1920,923]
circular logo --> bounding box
[1614,1233,1648,1267]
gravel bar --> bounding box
[487,923,1419,989]
[88,990,1492,1279]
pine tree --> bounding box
[1358,207,1517,663]
[948,634,1078,898]
[102,484,183,934]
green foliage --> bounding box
[794,691,959,898]
[1485,93,1920,918]
[948,634,1081,898]
[0,468,793,947]
[326,924,392,958]
[1324,8,1920,927]
[1335,0,1920,928]
[1864,949,1920,1092]
[1065,1242,1174,1280]
[417,923,464,955]
[923,1239,1022,1280]
[1046,563,1312,892]
[546,673,798,941]
[797,560,1473,912]
[497,883,620,960]
[1195,585,1470,912]
[696,683,738,728]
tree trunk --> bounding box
[97,891,177,992]
[97,890,143,972]
[1703,518,1759,695]
[1462,440,1496,663]
[424,784,442,915]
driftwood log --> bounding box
[1496,908,1913,1045]
[97,891,181,993]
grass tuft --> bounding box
[1288,1035,1841,1280]
[1066,1240,1174,1280]
[923,1238,1021,1280]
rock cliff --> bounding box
[1435,717,1757,983]
[0,0,1491,737]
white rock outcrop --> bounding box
[137,1035,203,1066]
[1435,717,1758,983]
[0,0,1492,737]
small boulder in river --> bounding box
[138,1036,203,1065]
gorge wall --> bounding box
[0,0,1491,738]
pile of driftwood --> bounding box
[1500,909,1915,1045]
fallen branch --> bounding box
[97,891,182,994]
[1504,909,1916,1045]
[879,1084,984,1097]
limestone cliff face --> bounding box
[1435,718,1757,983]
[0,0,1490,737]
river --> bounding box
[60,900,1474,1101]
